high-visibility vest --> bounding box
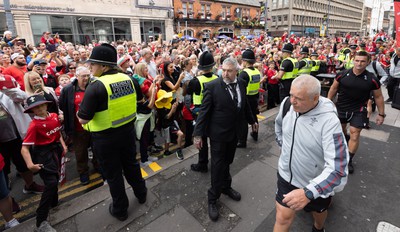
[281,57,299,80]
[338,47,350,61]
[243,68,261,95]
[192,74,218,105]
[83,73,137,132]
[311,60,320,72]
[298,58,313,75]
[344,54,354,70]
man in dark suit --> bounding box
[193,57,258,221]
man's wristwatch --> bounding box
[303,187,314,201]
[378,113,386,118]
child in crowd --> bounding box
[21,94,67,232]
[155,90,184,160]
[267,61,280,109]
[55,74,71,98]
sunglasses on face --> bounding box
[69,67,76,69]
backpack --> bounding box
[372,61,381,80]
[282,97,292,119]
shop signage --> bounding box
[9,4,75,12]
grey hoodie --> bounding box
[275,96,349,199]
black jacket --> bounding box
[59,78,90,136]
[193,77,255,142]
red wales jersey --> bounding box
[23,113,62,146]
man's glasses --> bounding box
[69,67,76,69]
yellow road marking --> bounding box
[141,168,148,178]
[58,173,101,192]
[58,179,104,199]
[149,162,162,172]
[0,178,104,227]
[257,114,266,120]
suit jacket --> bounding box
[193,77,255,142]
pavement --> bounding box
[7,88,400,232]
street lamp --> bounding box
[259,1,268,34]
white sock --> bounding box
[6,218,20,228]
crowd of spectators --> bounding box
[0,28,398,229]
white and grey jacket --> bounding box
[0,87,31,139]
[275,97,349,199]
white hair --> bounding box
[291,74,321,98]
[76,66,90,76]
[222,57,239,70]
[117,45,125,50]
[3,31,12,37]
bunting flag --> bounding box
[395,0,400,46]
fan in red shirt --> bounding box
[21,94,67,231]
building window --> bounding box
[272,0,277,9]
[202,29,211,39]
[184,29,194,37]
[222,6,232,20]
[140,20,165,43]
[283,15,288,22]
[0,13,7,34]
[283,0,289,7]
[30,15,131,44]
[183,2,194,18]
[201,4,211,19]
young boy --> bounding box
[155,90,184,160]
[55,74,71,98]
[21,94,67,232]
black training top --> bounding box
[335,69,380,112]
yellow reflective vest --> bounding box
[298,58,313,75]
[83,73,137,132]
[192,74,218,105]
[311,60,320,72]
[281,57,299,80]
[344,54,354,70]
[243,68,261,95]
[338,47,350,62]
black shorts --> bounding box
[338,110,368,129]
[276,173,332,213]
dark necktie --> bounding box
[228,83,238,106]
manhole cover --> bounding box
[377,222,400,232]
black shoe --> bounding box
[163,150,172,157]
[385,98,392,103]
[190,163,208,173]
[79,173,90,185]
[348,160,354,174]
[236,142,246,148]
[137,195,147,204]
[222,188,241,201]
[176,149,184,160]
[250,132,258,141]
[109,204,128,221]
[208,203,219,221]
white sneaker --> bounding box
[5,218,19,229]
[140,161,153,167]
[148,156,158,162]
[35,221,56,232]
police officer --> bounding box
[297,47,313,75]
[275,43,299,102]
[344,44,358,70]
[337,40,351,63]
[310,52,320,77]
[77,44,147,221]
[237,49,260,147]
[187,51,218,173]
